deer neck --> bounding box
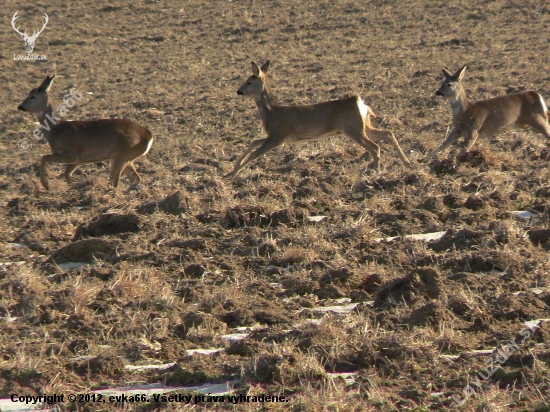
[254,84,278,129]
[449,86,471,122]
[36,99,60,138]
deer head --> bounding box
[12,11,49,54]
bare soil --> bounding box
[1,0,550,410]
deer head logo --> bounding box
[12,11,49,54]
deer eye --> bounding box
[246,82,251,85]
[30,96,35,99]
[446,84,451,87]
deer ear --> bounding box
[251,61,260,76]
[442,68,453,79]
[260,60,270,74]
[454,65,467,82]
[38,75,55,93]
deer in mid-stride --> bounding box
[18,75,153,189]
[227,61,411,177]
[421,65,550,162]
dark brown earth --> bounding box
[1,0,550,410]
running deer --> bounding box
[227,61,411,177]
[18,75,153,189]
[421,65,550,162]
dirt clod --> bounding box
[47,239,117,264]
[74,213,140,240]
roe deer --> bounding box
[227,61,410,177]
[18,75,153,189]
[421,65,550,162]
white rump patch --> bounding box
[539,94,549,113]
[356,97,369,119]
[143,138,153,155]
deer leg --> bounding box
[227,138,267,177]
[64,164,79,183]
[462,130,480,152]
[227,137,282,177]
[110,155,129,188]
[365,127,411,166]
[420,128,461,162]
[529,116,550,139]
[345,129,381,172]
[123,162,141,184]
[40,153,78,189]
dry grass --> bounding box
[1,0,550,411]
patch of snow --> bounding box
[0,399,57,412]
[92,380,238,397]
[125,362,177,371]
[513,288,546,296]
[508,211,534,219]
[57,262,91,270]
[310,302,359,315]
[221,333,248,341]
[308,215,327,223]
[374,231,446,243]
[186,348,224,356]
[524,318,550,330]
[326,372,356,386]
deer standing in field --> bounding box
[227,61,411,177]
[18,75,153,189]
[421,65,550,162]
